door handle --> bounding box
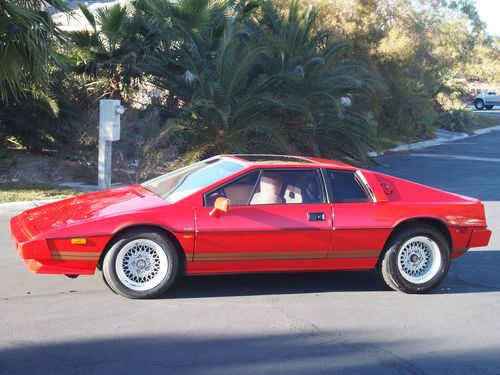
[308,212,326,221]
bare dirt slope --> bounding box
[0,150,94,185]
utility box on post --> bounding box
[98,99,124,190]
[99,100,124,141]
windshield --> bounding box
[141,157,246,203]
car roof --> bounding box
[222,154,355,169]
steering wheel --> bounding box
[206,189,226,206]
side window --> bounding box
[205,171,260,207]
[250,170,325,205]
[328,170,369,203]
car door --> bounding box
[492,92,499,105]
[485,91,500,106]
[325,169,389,262]
[194,168,333,265]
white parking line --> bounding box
[409,153,500,162]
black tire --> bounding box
[103,229,179,299]
[101,271,117,294]
[474,99,484,110]
[379,224,450,294]
[485,105,493,110]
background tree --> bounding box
[68,3,160,101]
[0,0,67,150]
[136,0,378,164]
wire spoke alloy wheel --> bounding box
[397,236,442,284]
[116,239,168,291]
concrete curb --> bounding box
[471,124,500,135]
[368,124,500,157]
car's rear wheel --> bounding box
[380,224,450,293]
[485,105,494,110]
[474,99,485,110]
[103,229,179,299]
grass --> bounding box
[0,182,82,203]
[473,115,497,129]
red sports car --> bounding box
[10,155,491,298]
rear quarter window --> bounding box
[328,170,369,203]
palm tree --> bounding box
[0,0,68,151]
[259,0,379,159]
[143,0,378,162]
[0,0,66,111]
[68,2,159,100]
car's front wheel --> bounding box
[485,105,494,110]
[103,229,179,299]
[474,99,485,110]
[380,224,450,293]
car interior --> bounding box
[205,170,324,206]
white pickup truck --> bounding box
[474,91,500,110]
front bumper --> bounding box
[11,215,51,259]
[10,214,109,275]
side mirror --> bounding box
[209,197,230,217]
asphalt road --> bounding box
[1,128,500,374]
[373,123,500,201]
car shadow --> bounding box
[168,270,388,299]
[167,250,500,299]
[2,331,500,374]
[438,250,500,294]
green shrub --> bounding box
[435,108,494,133]
[0,147,16,172]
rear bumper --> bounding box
[467,228,492,248]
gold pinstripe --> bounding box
[51,251,101,256]
[50,251,100,261]
[194,250,380,261]
[197,251,328,257]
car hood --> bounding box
[53,185,167,225]
[19,185,167,235]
